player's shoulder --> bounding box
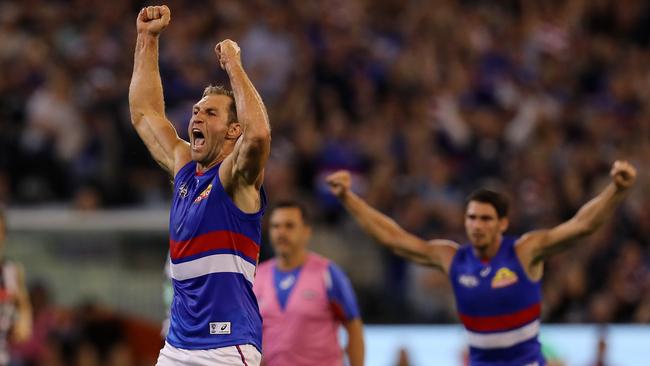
[425,239,460,273]
[315,255,347,281]
[173,160,197,182]
[513,230,547,257]
[428,239,461,260]
[428,239,460,249]
[305,253,342,279]
[515,230,545,245]
[325,261,352,285]
[446,240,470,264]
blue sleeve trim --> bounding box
[326,263,361,321]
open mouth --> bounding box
[192,128,205,148]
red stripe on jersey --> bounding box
[170,230,259,263]
[459,302,541,332]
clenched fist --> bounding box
[326,170,352,199]
[610,160,637,191]
[215,39,241,71]
[137,5,171,35]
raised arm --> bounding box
[128,5,190,176]
[517,160,637,277]
[326,171,457,273]
[216,40,271,189]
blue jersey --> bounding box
[167,161,266,351]
[450,237,544,366]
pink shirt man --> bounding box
[254,252,360,366]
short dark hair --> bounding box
[465,189,509,218]
[202,85,237,124]
[271,200,311,225]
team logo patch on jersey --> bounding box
[209,321,231,335]
[458,274,479,288]
[194,184,212,203]
[491,267,518,288]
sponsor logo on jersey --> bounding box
[459,274,479,288]
[480,266,491,277]
[178,183,188,198]
[491,267,518,288]
[194,184,212,203]
[209,321,231,335]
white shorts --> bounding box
[156,342,261,366]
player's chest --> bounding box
[172,178,215,227]
[454,262,523,299]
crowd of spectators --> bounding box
[0,0,649,350]
[10,283,161,366]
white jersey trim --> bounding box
[170,253,256,284]
[466,319,539,349]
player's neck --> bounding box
[474,235,502,261]
[196,154,226,173]
[196,160,219,173]
[277,251,307,271]
[196,144,234,173]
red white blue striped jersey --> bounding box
[450,236,545,366]
[167,161,266,352]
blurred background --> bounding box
[0,0,649,365]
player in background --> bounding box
[254,201,364,366]
[0,209,32,366]
[326,161,636,366]
[129,5,271,365]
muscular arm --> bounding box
[327,171,457,272]
[345,319,364,366]
[518,161,637,278]
[218,41,271,189]
[128,6,190,176]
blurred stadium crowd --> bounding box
[0,0,649,364]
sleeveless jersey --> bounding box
[167,161,266,352]
[449,237,545,366]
